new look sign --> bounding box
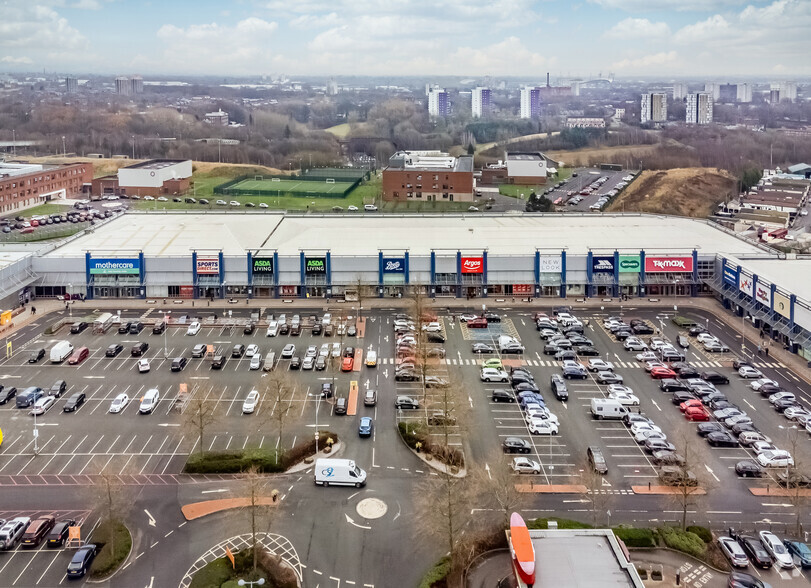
[89,258,140,275]
[383,258,405,273]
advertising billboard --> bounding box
[305,257,326,274]
[592,256,614,273]
[461,257,484,274]
[754,279,771,306]
[773,292,790,319]
[722,263,737,287]
[539,256,562,273]
[644,256,694,273]
[252,258,274,274]
[382,258,406,273]
[739,273,753,298]
[618,255,641,273]
[89,258,140,275]
[196,257,220,275]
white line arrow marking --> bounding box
[344,514,371,530]
[144,509,156,527]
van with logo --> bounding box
[314,458,367,487]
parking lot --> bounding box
[545,168,636,212]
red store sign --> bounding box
[461,257,483,274]
[645,256,693,273]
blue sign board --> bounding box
[722,263,737,287]
[382,258,406,273]
[592,256,614,273]
[89,258,140,275]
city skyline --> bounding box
[1,0,810,78]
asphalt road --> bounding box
[0,304,809,587]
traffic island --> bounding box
[88,519,133,580]
[396,422,466,477]
[750,486,811,497]
[632,485,706,495]
[188,546,298,588]
[515,483,588,493]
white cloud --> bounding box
[0,2,88,70]
[611,50,679,71]
[289,12,340,29]
[673,15,733,43]
[604,17,670,39]
[0,55,33,64]
[589,0,756,11]
[72,0,102,9]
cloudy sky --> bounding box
[1,0,809,78]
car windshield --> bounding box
[773,543,786,554]
[68,561,83,570]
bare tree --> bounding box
[262,370,297,463]
[242,466,276,573]
[353,274,367,320]
[406,284,436,402]
[576,457,614,527]
[471,452,529,527]
[182,390,220,458]
[93,467,133,560]
[428,375,466,466]
[668,434,711,530]
[781,426,809,538]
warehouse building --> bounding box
[91,159,192,198]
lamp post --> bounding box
[67,283,73,317]
[131,135,135,160]
[314,392,321,453]
[161,310,171,358]
[61,136,66,156]
[11,129,15,157]
[33,409,39,456]
[237,579,265,587]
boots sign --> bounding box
[382,258,405,273]
[461,257,483,274]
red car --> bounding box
[650,366,677,379]
[679,399,703,412]
[341,356,354,372]
[466,317,488,329]
[68,346,89,365]
[684,406,710,421]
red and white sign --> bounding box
[513,284,533,294]
[644,256,693,273]
[461,257,483,274]
[196,256,220,275]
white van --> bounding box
[266,321,278,337]
[49,341,74,363]
[591,398,629,420]
[262,351,276,372]
[139,389,160,414]
[314,458,367,487]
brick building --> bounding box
[382,151,474,202]
[0,162,92,214]
[92,159,192,198]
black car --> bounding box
[732,359,752,371]
[70,321,88,334]
[312,323,323,336]
[0,386,17,405]
[734,460,764,477]
[492,389,516,403]
[49,380,67,397]
[427,332,445,343]
[707,431,739,447]
[632,323,654,335]
[660,379,689,392]
[47,519,76,547]
[28,348,46,363]
[562,366,588,380]
[243,323,255,335]
[502,437,531,454]
[232,344,245,358]
[128,321,143,334]
[574,346,600,356]
[734,534,773,569]
[171,357,188,372]
[510,367,535,379]
[773,398,800,413]
[483,312,501,323]
[472,343,494,354]
[395,370,419,382]
[697,422,724,436]
[289,356,301,369]
[568,335,592,346]
[510,373,534,386]
[211,354,226,369]
[730,423,759,436]
[555,350,577,361]
[512,381,540,394]
[644,439,676,453]
[701,371,730,385]
[563,324,584,335]
[278,323,290,335]
[672,391,696,405]
[118,322,132,334]
[151,320,166,334]
[550,375,568,401]
[543,343,561,355]
[688,325,707,336]
[199,198,209,205]
[677,366,701,379]
[395,396,419,410]
[63,392,86,412]
[66,544,98,578]
[757,384,783,397]
[727,571,768,588]
[651,450,686,466]
[131,342,149,356]
[105,343,123,357]
[777,471,811,488]
[614,330,633,340]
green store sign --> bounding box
[618,255,641,273]
[305,257,326,274]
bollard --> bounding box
[648,482,651,491]
[676,571,680,585]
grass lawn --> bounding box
[226,178,354,196]
[9,202,75,218]
[325,123,351,138]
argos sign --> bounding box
[644,256,693,273]
[461,257,483,274]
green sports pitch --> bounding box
[224,177,353,195]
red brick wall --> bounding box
[0,163,92,213]
[382,168,474,202]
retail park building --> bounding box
[3,211,811,358]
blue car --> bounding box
[358,417,373,438]
[785,539,811,568]
[67,543,98,578]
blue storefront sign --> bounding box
[722,263,737,287]
[89,258,140,275]
[592,256,614,273]
[382,258,406,273]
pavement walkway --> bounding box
[628,548,727,588]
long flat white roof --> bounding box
[730,257,811,298]
[48,212,770,258]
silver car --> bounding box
[0,517,30,550]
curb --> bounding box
[85,523,135,584]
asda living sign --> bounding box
[618,255,641,273]
[252,258,274,274]
[305,257,326,274]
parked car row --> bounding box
[0,515,96,576]
[720,528,811,571]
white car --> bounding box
[634,429,667,443]
[347,205,358,211]
[751,441,778,454]
[157,196,168,202]
[481,368,509,382]
[186,321,201,336]
[696,332,717,344]
[624,338,648,351]
[109,393,130,414]
[750,378,779,391]
[216,200,227,206]
[607,384,633,396]
[724,415,752,428]
[364,204,378,211]
[266,321,278,336]
[718,536,750,568]
[758,531,794,569]
[229,201,240,206]
[137,358,150,373]
[249,355,262,370]
[527,417,559,435]
[245,344,259,357]
[649,337,667,350]
[609,390,640,406]
[242,390,260,414]
[756,450,794,468]
[422,322,442,332]
[630,422,662,436]
[738,365,763,379]
[29,395,56,416]
[143,195,155,201]
[468,206,479,212]
[258,202,269,208]
[302,356,315,370]
[587,359,614,372]
[511,457,541,474]
[322,313,332,326]
[459,313,479,322]
[332,342,341,357]
[365,351,377,366]
[636,351,658,362]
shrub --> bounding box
[686,525,713,544]
[89,519,132,578]
[418,556,450,588]
[189,558,233,588]
[398,421,429,450]
[659,526,706,558]
[257,551,298,588]
[613,526,657,548]
[527,517,593,530]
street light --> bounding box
[61,136,66,156]
[33,409,39,456]
[161,310,171,358]
[237,579,265,587]
[67,284,72,317]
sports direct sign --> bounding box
[196,257,220,275]
[461,257,483,274]
[644,256,693,273]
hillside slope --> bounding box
[605,167,736,217]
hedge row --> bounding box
[686,525,713,544]
[527,517,594,530]
[89,519,132,578]
[397,422,464,467]
[659,526,706,558]
[418,556,450,588]
[184,432,337,474]
[613,526,656,548]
